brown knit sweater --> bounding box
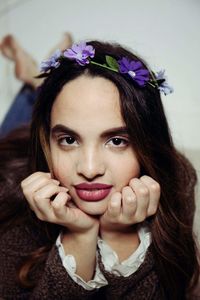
[0,221,165,300]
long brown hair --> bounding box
[0,41,199,298]
[0,126,30,229]
[0,127,61,287]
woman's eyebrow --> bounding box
[51,124,80,139]
[100,126,128,138]
[51,124,128,138]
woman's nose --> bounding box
[76,148,105,180]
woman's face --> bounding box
[50,75,140,215]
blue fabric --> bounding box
[0,85,36,138]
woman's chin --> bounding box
[75,201,108,216]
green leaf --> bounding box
[105,56,119,71]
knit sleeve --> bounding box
[0,224,98,300]
[30,245,99,300]
[56,233,108,290]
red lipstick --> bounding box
[74,183,112,202]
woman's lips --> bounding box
[74,183,112,202]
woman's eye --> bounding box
[58,136,78,146]
[107,137,129,147]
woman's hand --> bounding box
[99,175,160,261]
[21,171,99,282]
[100,175,160,232]
[21,172,99,233]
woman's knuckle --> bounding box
[35,213,45,221]
[139,187,148,196]
[135,213,146,223]
[151,182,160,192]
[126,195,136,204]
[22,188,31,199]
[129,178,137,186]
[20,181,25,188]
[52,203,62,212]
[151,207,158,215]
[34,193,42,203]
[121,217,131,225]
[149,205,158,215]
[36,171,45,176]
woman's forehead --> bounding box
[50,75,124,127]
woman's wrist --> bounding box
[100,222,137,237]
[100,225,140,263]
[61,226,99,282]
[62,225,99,245]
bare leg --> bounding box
[47,32,73,58]
[0,33,74,136]
[0,34,41,88]
[0,33,73,88]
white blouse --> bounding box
[56,225,151,291]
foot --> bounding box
[0,34,41,88]
[46,32,73,58]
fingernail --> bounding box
[52,197,66,208]
[126,196,135,204]
[111,198,120,206]
[60,187,69,192]
[52,180,60,186]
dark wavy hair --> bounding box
[0,41,199,298]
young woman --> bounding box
[0,40,199,299]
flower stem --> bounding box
[149,71,159,88]
[90,61,118,72]
[148,82,156,88]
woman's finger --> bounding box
[34,183,68,201]
[23,177,59,194]
[140,175,160,216]
[51,192,70,220]
[107,192,122,219]
[22,176,60,204]
[121,186,137,218]
[129,178,150,222]
[33,185,68,214]
[21,172,51,187]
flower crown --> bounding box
[40,41,173,96]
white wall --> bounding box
[0,0,200,150]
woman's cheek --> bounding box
[112,156,140,189]
[51,152,71,185]
[54,164,72,187]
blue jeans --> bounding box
[0,84,36,138]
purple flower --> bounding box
[155,69,174,95]
[118,57,149,87]
[63,41,95,66]
[40,49,62,72]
